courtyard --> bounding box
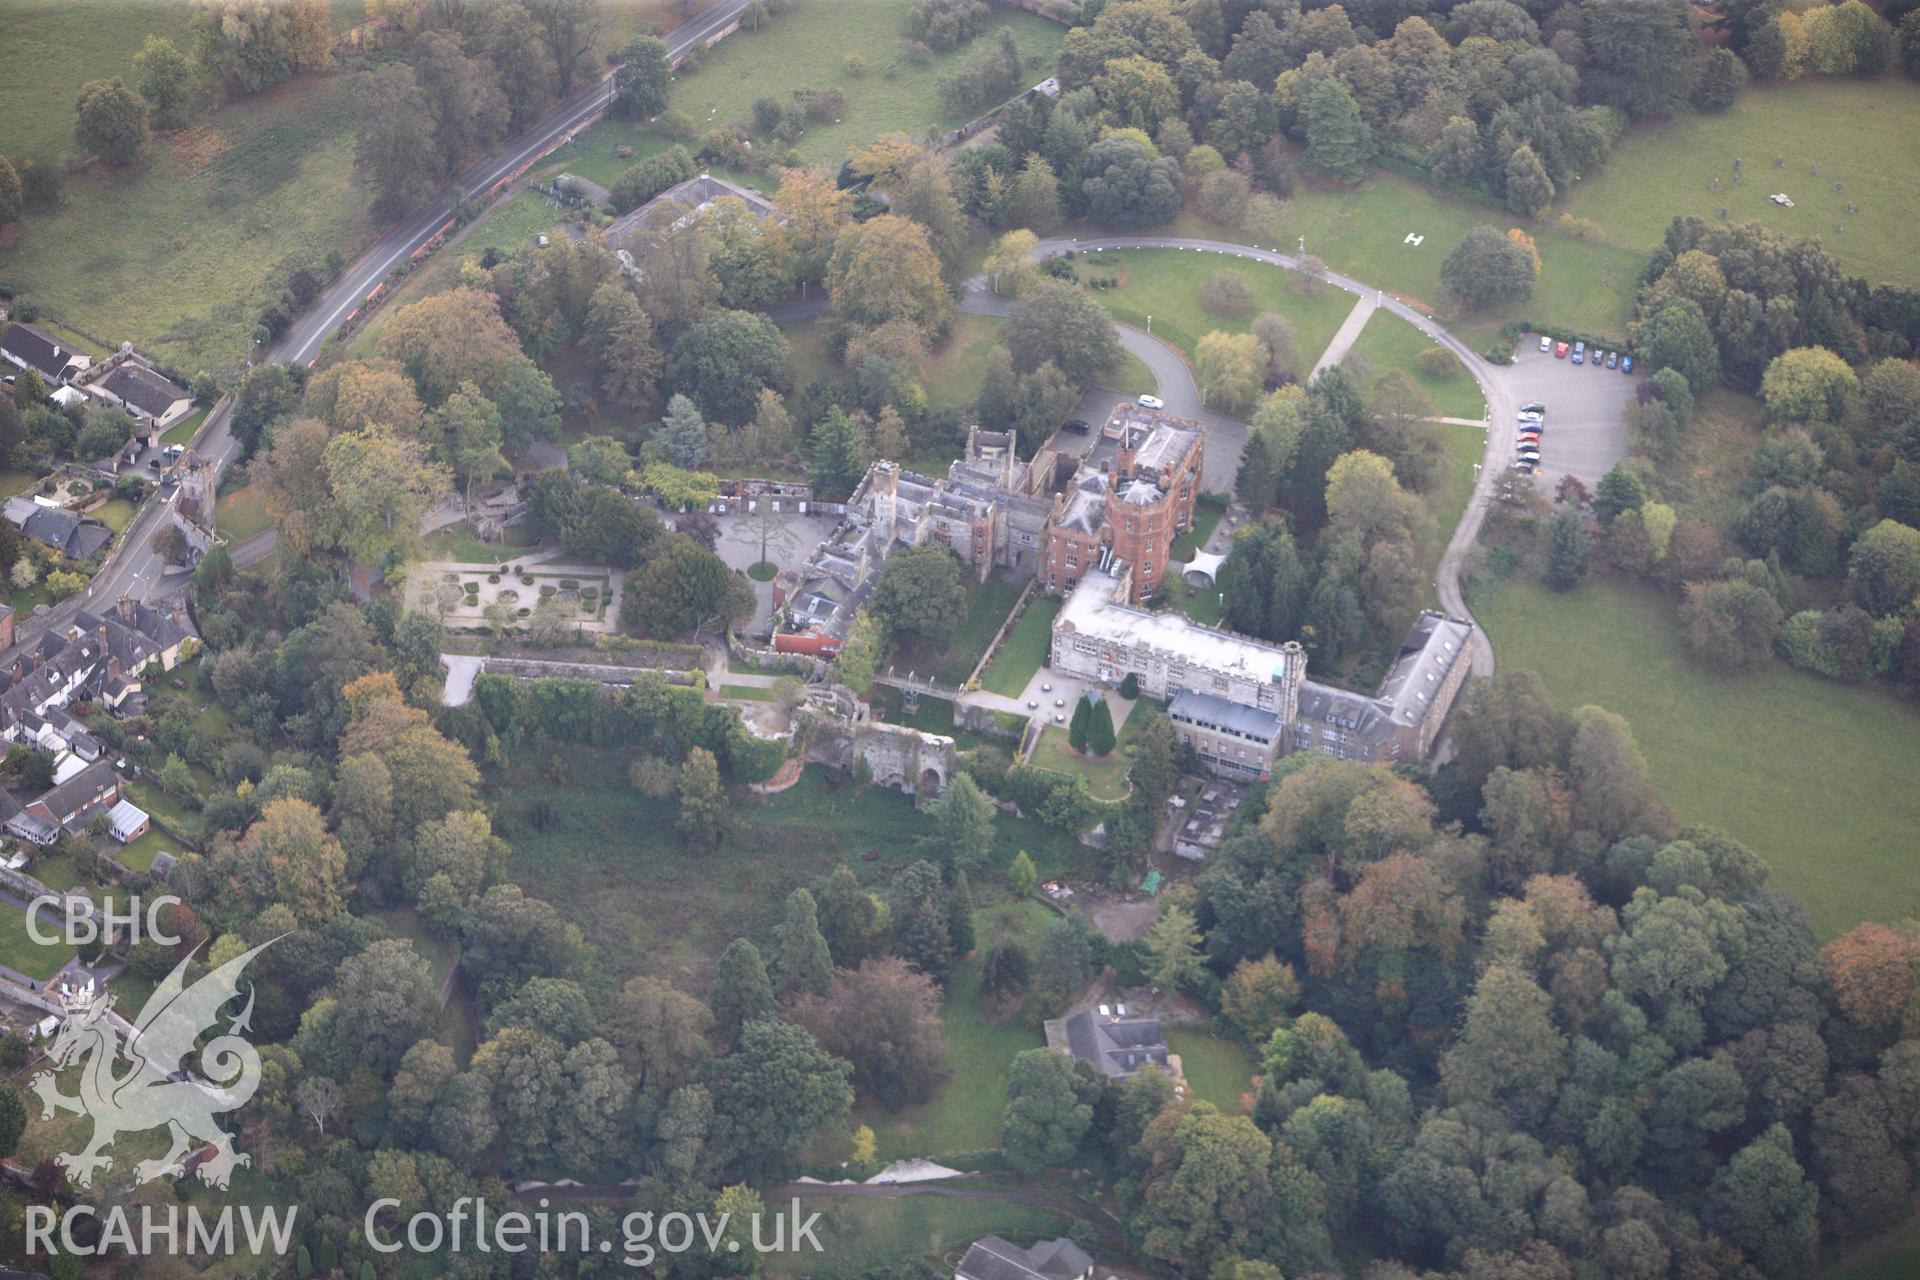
[410,549,620,635]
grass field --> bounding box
[1170,500,1225,563]
[215,481,274,544]
[719,682,777,701]
[1255,169,1646,343]
[1342,308,1486,420]
[668,0,1068,169]
[1168,1029,1256,1115]
[1560,78,1920,290]
[1080,247,1358,369]
[767,1194,1070,1276]
[495,756,1087,990]
[983,596,1061,697]
[1478,574,1920,938]
[0,67,375,378]
[0,903,73,983]
[0,1,196,159]
[855,900,1052,1160]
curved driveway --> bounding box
[1000,236,1505,678]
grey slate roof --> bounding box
[1061,1007,1169,1079]
[956,1235,1093,1280]
[97,363,189,418]
[1168,689,1282,745]
[0,323,85,381]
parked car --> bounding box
[1606,352,1619,370]
[1555,341,1570,359]
[1572,348,1585,365]
[1138,394,1165,410]
[1518,423,1543,438]
[1538,335,1552,353]
[1573,341,1585,358]
[1520,402,1545,414]
[1062,419,1090,435]
[1621,355,1634,374]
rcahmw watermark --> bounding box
[26,1204,300,1259]
[365,1197,825,1267]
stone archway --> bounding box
[917,766,945,796]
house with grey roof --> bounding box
[13,506,113,562]
[86,359,194,432]
[1044,1001,1174,1081]
[0,323,90,384]
[955,1234,1094,1280]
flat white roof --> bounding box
[1056,575,1296,681]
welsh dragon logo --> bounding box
[30,938,277,1189]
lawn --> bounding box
[982,596,1061,698]
[1025,701,1159,804]
[1163,573,1224,627]
[1028,723,1130,801]
[767,1194,1071,1277]
[494,756,1087,990]
[215,481,275,544]
[160,406,210,448]
[421,520,537,565]
[532,118,770,195]
[123,777,200,846]
[0,903,74,984]
[781,315,838,394]
[1079,247,1358,369]
[113,827,172,874]
[1559,78,1920,290]
[719,683,777,701]
[895,574,1023,687]
[854,900,1053,1161]
[1170,498,1226,563]
[1167,1028,1257,1116]
[92,497,138,534]
[1341,308,1486,421]
[0,66,376,378]
[667,0,1068,169]
[926,313,1009,412]
[1270,167,1646,342]
[453,187,572,260]
[1478,574,1920,938]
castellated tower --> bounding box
[870,460,899,549]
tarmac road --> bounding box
[274,0,754,368]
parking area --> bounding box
[1496,338,1639,494]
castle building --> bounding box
[778,404,1205,652]
[1051,572,1472,780]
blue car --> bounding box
[1571,349,1584,365]
[1621,355,1634,374]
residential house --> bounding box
[955,1235,1095,1280]
[84,359,195,434]
[1044,1001,1173,1080]
[14,759,119,843]
[8,505,113,562]
[0,323,90,385]
[0,596,195,743]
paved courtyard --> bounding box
[1496,337,1639,495]
[705,505,842,633]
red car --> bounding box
[1554,341,1570,359]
